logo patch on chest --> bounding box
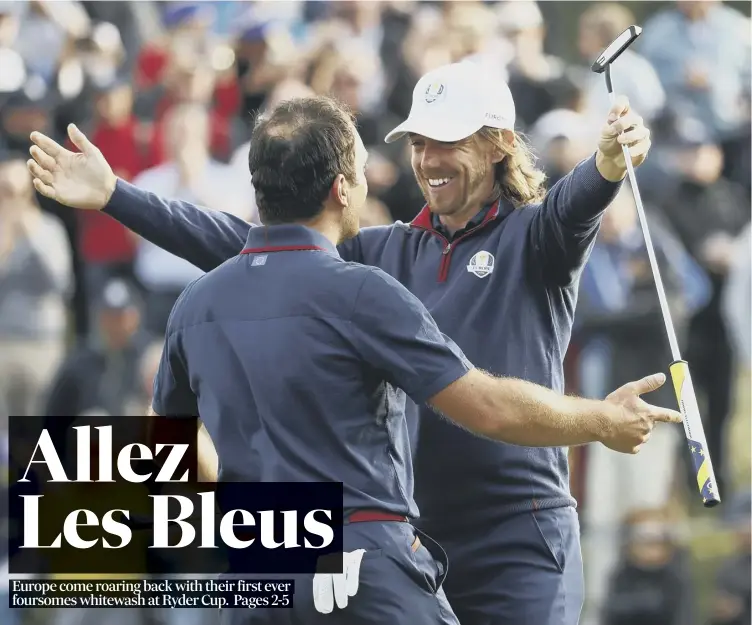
[467,251,494,278]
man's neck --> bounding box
[438,202,486,236]
[297,215,342,247]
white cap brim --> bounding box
[384,115,484,144]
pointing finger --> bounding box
[29,145,57,171]
[30,131,65,159]
[27,160,53,185]
[649,406,683,424]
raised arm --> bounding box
[106,179,251,273]
[27,124,254,273]
[530,96,651,286]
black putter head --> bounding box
[591,25,642,73]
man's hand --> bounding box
[596,95,652,182]
[27,124,117,211]
[313,550,366,614]
[601,372,681,454]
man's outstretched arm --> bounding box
[427,368,678,453]
[107,179,251,273]
[351,268,682,454]
[27,124,253,273]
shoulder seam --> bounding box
[164,276,205,338]
[349,267,377,322]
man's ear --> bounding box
[490,129,516,164]
[490,149,505,165]
[329,173,348,206]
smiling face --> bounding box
[409,132,499,219]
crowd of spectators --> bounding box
[0,1,749,624]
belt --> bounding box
[348,510,408,524]
[346,510,420,552]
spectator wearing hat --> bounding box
[134,2,216,90]
[0,154,72,419]
[231,15,301,139]
[529,108,600,185]
[44,278,151,419]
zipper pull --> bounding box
[443,243,451,255]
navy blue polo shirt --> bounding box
[152,224,472,518]
[107,153,622,535]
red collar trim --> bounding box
[409,200,501,231]
[240,245,326,254]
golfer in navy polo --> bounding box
[30,61,663,625]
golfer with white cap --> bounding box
[28,60,653,625]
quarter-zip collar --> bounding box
[409,200,507,282]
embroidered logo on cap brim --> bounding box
[425,81,445,104]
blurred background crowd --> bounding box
[0,1,749,625]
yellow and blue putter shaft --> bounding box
[616,109,720,506]
[596,37,721,507]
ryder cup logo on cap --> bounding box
[467,251,495,278]
[424,81,446,104]
[384,61,515,144]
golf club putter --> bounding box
[592,26,721,508]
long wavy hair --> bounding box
[476,127,547,208]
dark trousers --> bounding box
[438,506,584,625]
[220,520,458,625]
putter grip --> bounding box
[669,360,721,507]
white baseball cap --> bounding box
[384,61,516,144]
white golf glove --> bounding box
[313,549,367,614]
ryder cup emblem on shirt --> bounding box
[424,81,445,104]
[467,251,494,278]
